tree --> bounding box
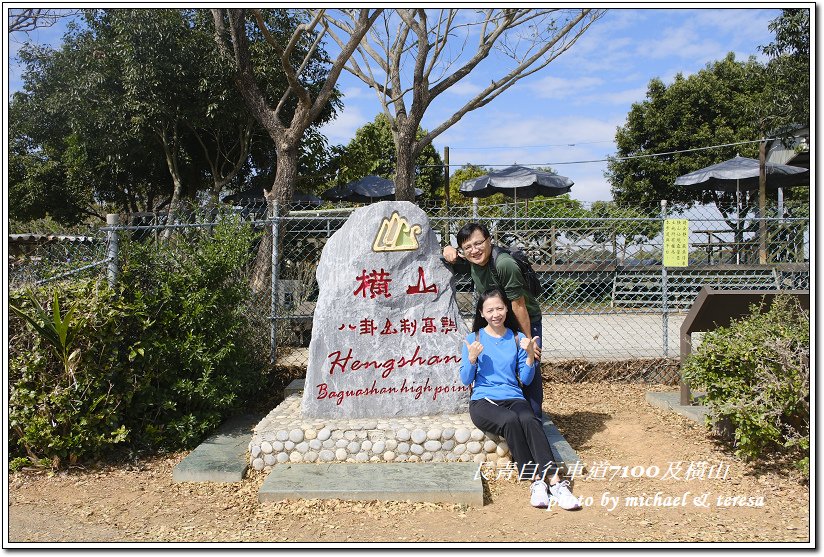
[81,9,263,215]
[322,8,605,200]
[589,201,660,264]
[210,8,382,211]
[8,109,94,224]
[606,53,769,214]
[759,8,810,133]
[10,9,342,223]
[334,113,444,200]
[8,9,80,33]
[10,9,256,218]
[211,8,382,292]
[10,27,172,219]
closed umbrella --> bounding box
[321,175,423,203]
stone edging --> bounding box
[249,394,511,472]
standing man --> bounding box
[443,222,544,418]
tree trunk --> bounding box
[394,135,418,202]
[249,144,298,294]
[158,123,186,239]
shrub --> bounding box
[9,281,137,468]
[8,215,268,468]
[548,277,580,304]
[117,216,264,452]
[681,294,810,475]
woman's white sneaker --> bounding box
[548,480,582,510]
[530,480,550,508]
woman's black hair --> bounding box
[472,288,521,333]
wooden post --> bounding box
[443,146,451,245]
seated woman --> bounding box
[460,288,580,510]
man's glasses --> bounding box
[460,238,488,253]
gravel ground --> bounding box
[7,381,811,546]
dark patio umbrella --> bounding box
[674,155,808,193]
[321,175,423,203]
[674,155,808,264]
[459,165,574,200]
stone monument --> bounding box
[248,201,512,471]
[301,201,469,418]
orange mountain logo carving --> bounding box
[372,211,422,252]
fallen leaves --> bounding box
[7,381,811,544]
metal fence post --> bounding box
[106,213,120,288]
[270,201,281,364]
[660,200,668,357]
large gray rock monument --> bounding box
[301,201,469,418]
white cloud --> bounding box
[444,79,484,97]
[339,86,366,101]
[579,86,650,107]
[317,105,371,146]
[528,75,604,100]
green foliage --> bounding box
[8,216,268,468]
[336,113,443,200]
[333,113,445,200]
[548,278,580,303]
[759,8,810,132]
[681,295,809,473]
[10,290,80,377]
[9,8,340,220]
[9,281,138,468]
[607,53,769,211]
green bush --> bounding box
[681,294,810,474]
[548,277,580,303]
[8,216,267,468]
[9,282,138,468]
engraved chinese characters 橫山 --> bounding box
[301,202,469,418]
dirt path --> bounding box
[8,382,810,544]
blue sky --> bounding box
[6,6,784,203]
[318,7,783,202]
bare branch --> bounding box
[251,9,311,107]
[8,8,80,34]
[423,9,603,145]
[423,9,456,81]
[320,8,605,198]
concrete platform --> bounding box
[258,462,483,506]
[646,391,710,425]
[542,415,579,474]
[172,414,261,483]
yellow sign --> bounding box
[663,219,689,267]
[372,211,422,252]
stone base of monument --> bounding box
[249,378,579,476]
[249,392,512,471]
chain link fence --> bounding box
[9,197,809,384]
[9,232,111,290]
